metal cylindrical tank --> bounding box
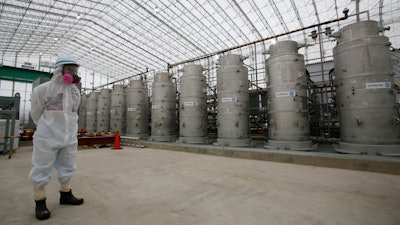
[85,91,99,133]
[78,93,87,130]
[216,54,251,146]
[110,85,126,135]
[96,88,112,133]
[179,64,207,144]
[264,40,312,150]
[126,79,149,139]
[333,20,400,156]
[150,72,177,142]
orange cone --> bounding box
[112,130,123,150]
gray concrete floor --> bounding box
[0,146,399,225]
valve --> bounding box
[378,26,390,32]
[394,117,400,127]
[325,27,332,36]
[355,116,362,126]
[310,30,318,40]
[343,8,349,19]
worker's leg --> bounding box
[55,144,83,205]
[28,139,57,220]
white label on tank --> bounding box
[365,82,391,89]
[127,107,136,112]
[184,101,198,107]
[221,97,237,102]
[86,112,93,116]
[276,91,296,97]
[151,105,160,110]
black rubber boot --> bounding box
[60,189,84,205]
[35,198,51,220]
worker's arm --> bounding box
[30,85,46,125]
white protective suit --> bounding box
[28,66,81,189]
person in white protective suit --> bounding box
[28,55,84,220]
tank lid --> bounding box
[218,54,244,66]
[269,40,299,56]
[335,20,381,44]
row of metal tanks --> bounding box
[78,20,400,156]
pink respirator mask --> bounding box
[63,73,81,84]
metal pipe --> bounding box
[348,10,370,20]
[254,43,258,89]
[316,25,331,137]
[168,8,349,68]
[355,0,360,22]
[93,69,152,90]
[92,71,95,90]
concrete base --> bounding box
[265,140,314,151]
[149,135,176,142]
[335,142,400,156]
[178,136,206,144]
[124,133,149,140]
[216,138,251,147]
[123,139,400,175]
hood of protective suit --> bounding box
[51,66,66,84]
[30,65,81,147]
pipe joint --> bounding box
[355,116,362,126]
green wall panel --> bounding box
[0,66,51,83]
